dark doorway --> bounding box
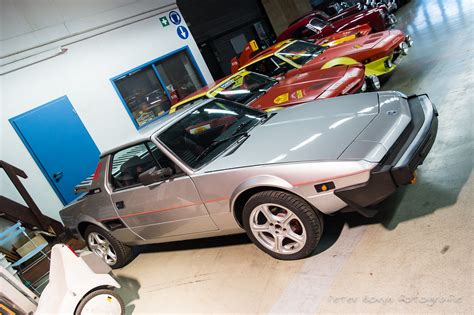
[178,0,276,80]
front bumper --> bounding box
[365,55,397,76]
[335,94,438,217]
[366,34,413,76]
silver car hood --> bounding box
[201,93,380,172]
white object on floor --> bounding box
[36,244,123,314]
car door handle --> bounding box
[116,201,125,209]
[53,171,63,182]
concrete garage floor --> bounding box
[114,0,473,313]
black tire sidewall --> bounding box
[75,289,124,315]
[84,225,132,269]
[242,191,323,260]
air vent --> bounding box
[103,219,126,231]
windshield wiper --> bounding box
[195,132,249,162]
[233,119,256,135]
[260,112,277,124]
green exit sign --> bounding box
[160,16,169,27]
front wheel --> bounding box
[242,191,324,260]
[75,289,124,315]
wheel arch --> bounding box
[230,175,310,228]
[77,216,109,239]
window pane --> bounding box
[246,56,293,77]
[154,50,204,102]
[114,66,171,127]
[158,99,263,169]
[111,143,157,188]
[308,18,329,31]
[277,41,326,66]
[208,72,276,104]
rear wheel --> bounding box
[242,191,323,260]
[84,225,133,269]
[75,289,124,315]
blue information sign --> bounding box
[169,11,182,25]
[177,26,189,39]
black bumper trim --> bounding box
[335,94,438,217]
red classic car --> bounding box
[169,65,366,113]
[234,30,412,83]
[230,24,372,74]
[277,6,396,42]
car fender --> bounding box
[75,214,110,238]
[321,57,359,69]
[230,174,305,223]
[231,175,294,204]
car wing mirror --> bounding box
[139,166,173,186]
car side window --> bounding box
[110,142,179,189]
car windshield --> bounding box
[307,18,329,32]
[171,96,207,113]
[208,72,276,104]
[277,41,326,66]
[158,99,264,169]
[245,56,295,77]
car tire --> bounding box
[75,289,124,315]
[242,190,323,260]
[84,225,133,269]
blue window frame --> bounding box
[111,46,207,129]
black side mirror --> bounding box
[139,167,173,186]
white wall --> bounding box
[0,1,213,221]
[1,0,177,56]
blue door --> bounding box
[10,96,100,205]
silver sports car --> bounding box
[60,91,438,268]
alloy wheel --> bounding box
[87,232,118,266]
[249,203,307,255]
